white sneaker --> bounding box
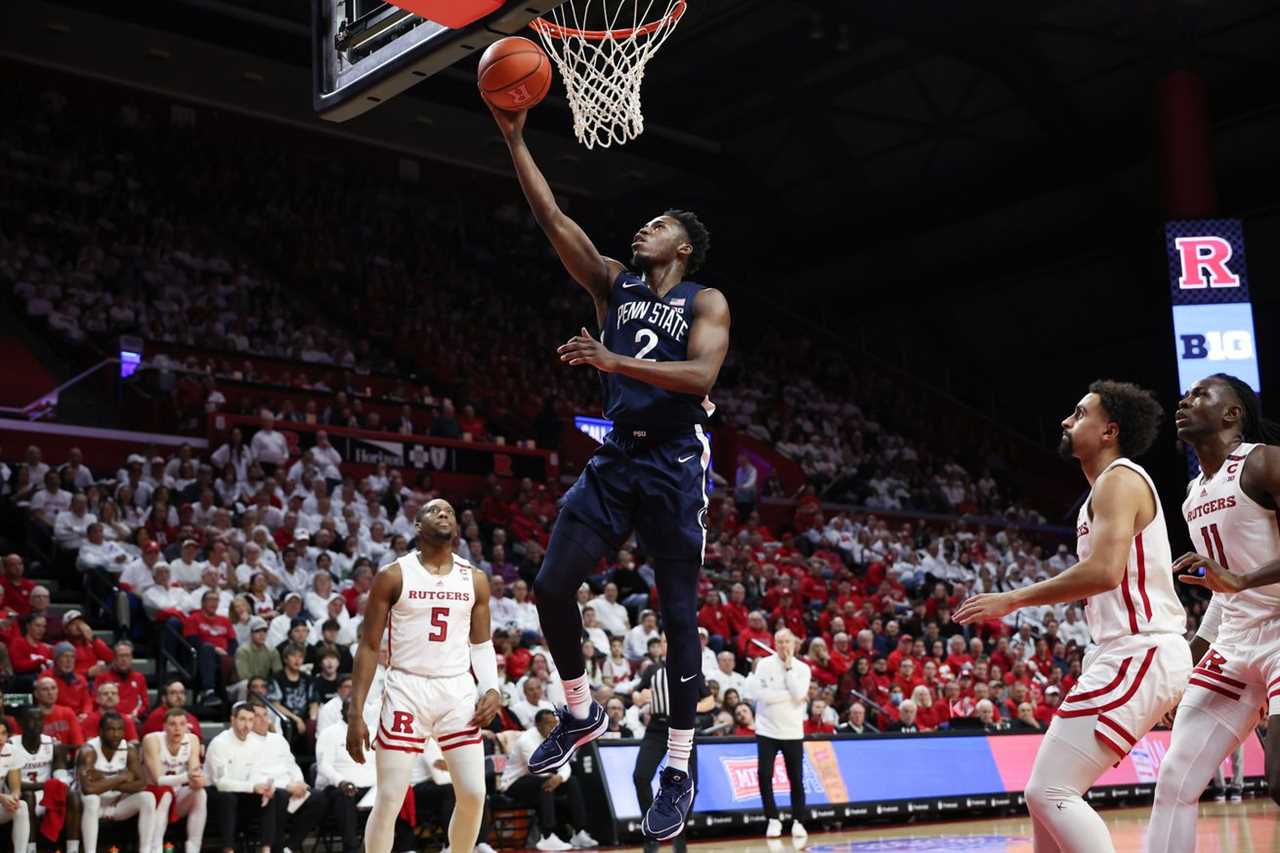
[536,834,573,852]
[1230,792,1243,802]
[766,818,783,838]
[569,830,599,849]
[791,821,807,840]
[476,844,498,853]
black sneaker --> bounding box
[642,767,695,841]
[527,702,607,775]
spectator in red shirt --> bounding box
[40,642,93,718]
[342,564,374,616]
[736,611,774,661]
[93,640,149,721]
[945,635,975,673]
[722,583,749,638]
[477,481,513,528]
[1035,685,1062,725]
[62,611,112,680]
[804,638,841,687]
[0,554,34,617]
[731,703,756,736]
[771,592,806,640]
[80,681,139,741]
[804,699,836,735]
[886,634,915,675]
[509,502,548,550]
[140,680,203,740]
[697,591,731,651]
[9,612,53,687]
[32,676,83,747]
[829,632,854,676]
[893,658,924,698]
[861,657,893,709]
[183,589,236,702]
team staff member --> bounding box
[748,629,810,841]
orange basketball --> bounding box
[478,36,553,111]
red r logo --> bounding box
[1174,236,1241,289]
[1202,650,1228,673]
[390,711,416,734]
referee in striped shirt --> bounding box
[631,637,716,853]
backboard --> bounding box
[313,0,565,122]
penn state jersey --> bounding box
[1183,443,1280,636]
[600,270,715,427]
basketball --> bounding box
[477,36,553,111]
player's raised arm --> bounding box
[347,563,401,763]
[955,467,1149,623]
[486,103,622,307]
[558,287,730,397]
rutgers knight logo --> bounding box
[1174,236,1241,289]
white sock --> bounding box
[666,727,694,773]
[67,840,80,853]
[563,674,592,720]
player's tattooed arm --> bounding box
[1179,445,1280,593]
[955,467,1148,622]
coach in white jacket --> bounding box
[749,629,810,841]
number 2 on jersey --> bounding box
[634,328,659,360]
[428,607,448,642]
[1200,523,1230,569]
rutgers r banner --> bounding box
[1166,218,1261,395]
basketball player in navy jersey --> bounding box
[489,103,729,841]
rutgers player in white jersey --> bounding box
[1145,374,1280,851]
[12,706,81,852]
[347,499,502,853]
[0,719,31,853]
[142,707,208,853]
[957,381,1191,853]
[77,713,168,853]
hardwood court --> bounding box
[615,800,1279,852]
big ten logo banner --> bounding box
[1165,219,1250,305]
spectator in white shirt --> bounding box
[314,708,377,853]
[186,565,234,615]
[250,703,326,849]
[697,627,719,678]
[312,432,342,475]
[305,571,342,622]
[747,630,811,839]
[487,575,520,634]
[581,606,610,657]
[267,594,308,649]
[508,676,556,728]
[142,563,187,618]
[76,524,131,575]
[510,580,541,638]
[276,548,312,599]
[1058,606,1091,650]
[60,447,95,490]
[249,412,290,474]
[497,710,596,851]
[29,471,72,527]
[710,650,746,696]
[623,610,660,663]
[169,539,207,590]
[120,542,164,595]
[587,583,630,638]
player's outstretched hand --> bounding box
[558,327,616,371]
[952,592,1016,624]
[346,717,370,764]
[471,689,502,728]
[483,96,528,140]
[1174,552,1244,594]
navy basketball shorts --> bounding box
[559,425,712,562]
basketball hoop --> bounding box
[530,0,686,149]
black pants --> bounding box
[273,788,327,852]
[506,774,587,835]
[327,786,371,853]
[632,723,698,815]
[757,735,805,824]
[414,779,456,828]
[214,789,279,846]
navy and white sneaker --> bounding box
[528,701,608,774]
[642,766,695,841]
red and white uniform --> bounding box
[11,735,54,788]
[1181,442,1280,729]
[1056,459,1192,758]
[145,731,203,814]
[84,736,129,811]
[376,553,482,756]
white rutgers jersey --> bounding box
[86,736,128,805]
[1076,458,1186,644]
[1183,442,1280,636]
[11,734,55,786]
[145,731,193,783]
[387,551,476,678]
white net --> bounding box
[531,0,686,149]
